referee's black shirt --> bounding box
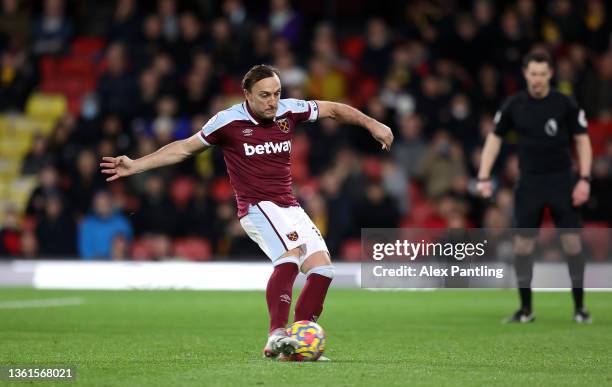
[493,90,588,175]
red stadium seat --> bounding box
[173,237,212,261]
[340,239,362,261]
[39,56,59,79]
[131,237,153,261]
[340,36,365,64]
[71,37,106,57]
[170,176,195,208]
[588,120,612,157]
[361,157,382,181]
[210,177,234,202]
[59,56,95,78]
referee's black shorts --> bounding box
[513,170,582,235]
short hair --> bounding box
[241,64,280,91]
[522,51,553,68]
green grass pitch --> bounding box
[0,288,610,386]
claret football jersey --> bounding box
[199,99,319,217]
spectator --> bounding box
[157,0,179,43]
[362,18,393,78]
[21,134,54,175]
[583,51,612,118]
[392,113,427,178]
[31,0,72,56]
[97,42,137,116]
[268,0,301,46]
[175,12,205,69]
[69,148,106,217]
[35,194,77,257]
[26,164,62,217]
[134,174,177,236]
[0,0,30,50]
[0,207,21,257]
[108,0,142,48]
[20,230,38,258]
[0,48,35,111]
[78,190,133,260]
[416,131,467,198]
[356,182,400,228]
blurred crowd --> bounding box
[0,0,611,260]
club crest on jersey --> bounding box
[242,128,253,136]
[544,118,558,137]
[276,117,290,133]
[286,231,299,241]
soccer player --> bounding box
[477,52,593,323]
[100,65,393,358]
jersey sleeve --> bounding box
[280,98,319,123]
[493,97,514,137]
[199,112,226,146]
[566,98,588,135]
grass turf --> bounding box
[0,288,610,387]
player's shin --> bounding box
[515,252,534,311]
[266,261,299,333]
[294,265,334,322]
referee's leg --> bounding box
[508,177,544,322]
[549,173,590,322]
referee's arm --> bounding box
[477,133,502,198]
[572,133,592,206]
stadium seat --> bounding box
[210,177,234,202]
[341,239,362,261]
[25,93,67,121]
[0,138,31,159]
[71,37,106,57]
[172,238,212,261]
[340,36,365,64]
[0,159,21,180]
[361,157,382,181]
[59,56,95,78]
[131,237,153,261]
[170,176,195,208]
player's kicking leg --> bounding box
[262,249,301,358]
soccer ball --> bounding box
[285,320,326,361]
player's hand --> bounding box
[100,156,136,182]
[370,122,394,151]
[572,179,590,206]
[476,180,493,199]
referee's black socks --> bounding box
[515,252,534,312]
[567,253,586,310]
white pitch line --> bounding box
[0,297,84,309]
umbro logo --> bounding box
[242,128,253,136]
[280,294,291,304]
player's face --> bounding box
[523,61,553,98]
[244,75,282,120]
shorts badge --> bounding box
[286,231,299,241]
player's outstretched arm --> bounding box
[315,100,393,151]
[100,132,208,182]
[476,133,503,198]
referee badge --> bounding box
[277,117,290,133]
[544,118,558,137]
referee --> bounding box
[477,51,593,323]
